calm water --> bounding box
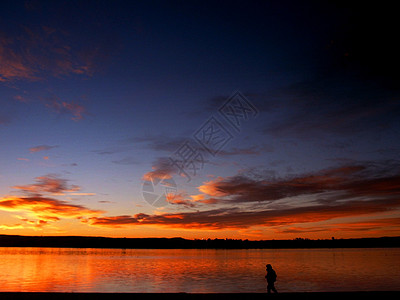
[0,247,399,293]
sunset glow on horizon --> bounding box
[1,1,400,240]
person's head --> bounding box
[266,264,272,270]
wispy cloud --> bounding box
[166,192,196,208]
[277,218,400,235]
[70,193,96,196]
[16,217,49,230]
[85,160,400,233]
[17,157,30,161]
[92,147,126,155]
[142,157,178,181]
[29,145,58,153]
[82,215,141,228]
[0,25,95,82]
[0,223,24,230]
[44,96,88,121]
[197,161,400,204]
[165,191,218,208]
[12,174,80,196]
[85,196,400,231]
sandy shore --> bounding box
[1,292,399,299]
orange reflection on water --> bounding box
[0,248,96,291]
[0,247,399,293]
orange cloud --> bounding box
[84,196,400,231]
[159,190,219,208]
[69,193,96,196]
[1,175,102,230]
[14,216,52,230]
[190,194,205,201]
[83,161,400,232]
[143,170,172,181]
[142,157,176,181]
[166,192,195,207]
[189,194,218,204]
[0,196,103,223]
[81,215,140,228]
[0,223,24,230]
[198,177,228,197]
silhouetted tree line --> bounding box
[1,235,400,249]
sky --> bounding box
[1,0,400,240]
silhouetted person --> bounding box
[265,264,278,293]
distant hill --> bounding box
[1,234,400,249]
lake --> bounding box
[0,247,399,293]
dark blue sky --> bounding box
[1,0,400,239]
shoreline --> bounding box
[1,292,400,299]
[1,235,400,249]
